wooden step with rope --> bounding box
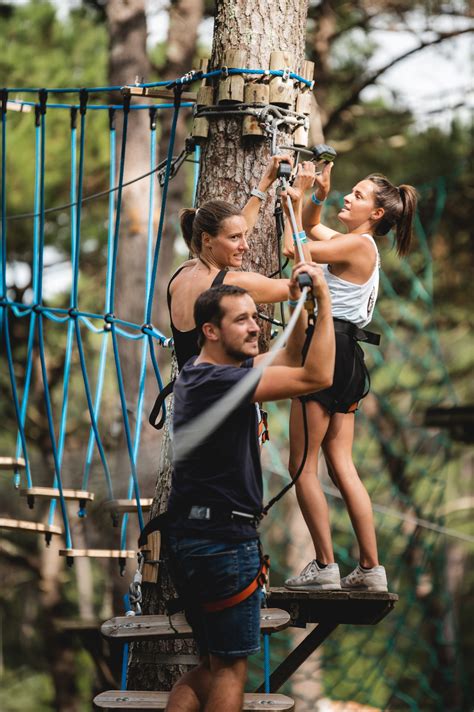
[0,456,26,471]
[0,517,61,536]
[101,608,291,643]
[59,549,136,559]
[20,487,94,509]
[59,548,136,575]
[93,690,294,710]
[104,499,153,514]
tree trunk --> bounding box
[127,0,310,693]
[154,0,204,344]
[106,0,157,421]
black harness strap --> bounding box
[333,318,381,346]
[149,379,175,430]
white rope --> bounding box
[173,288,308,464]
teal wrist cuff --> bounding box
[311,193,325,206]
[287,298,299,308]
[293,231,307,244]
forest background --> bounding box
[0,0,473,710]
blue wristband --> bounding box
[293,231,308,244]
[287,298,299,308]
[311,193,326,206]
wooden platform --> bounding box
[104,499,153,514]
[122,86,197,102]
[59,549,136,559]
[252,587,399,693]
[0,517,61,536]
[101,608,291,642]
[93,690,294,710]
[0,457,25,471]
[268,587,398,626]
[20,487,94,504]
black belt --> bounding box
[138,505,261,547]
[187,505,260,527]
[333,318,381,346]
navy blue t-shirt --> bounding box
[168,356,262,540]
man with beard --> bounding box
[165,261,334,712]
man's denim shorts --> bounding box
[168,535,261,658]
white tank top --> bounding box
[315,233,380,328]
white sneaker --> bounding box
[285,560,341,591]
[340,564,388,592]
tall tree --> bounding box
[127,0,311,693]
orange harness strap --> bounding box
[202,555,270,613]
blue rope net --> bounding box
[0,84,184,550]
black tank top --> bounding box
[167,266,227,370]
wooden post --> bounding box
[217,49,246,103]
[242,82,270,138]
[192,58,214,142]
[269,51,295,107]
[142,531,161,585]
[294,60,314,148]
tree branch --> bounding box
[324,26,474,133]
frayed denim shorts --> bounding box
[168,536,261,658]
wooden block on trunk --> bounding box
[269,51,295,107]
[218,49,246,104]
[242,83,269,137]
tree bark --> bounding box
[154,0,204,343]
[127,0,310,693]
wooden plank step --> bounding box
[268,587,398,626]
[0,457,26,471]
[0,517,61,535]
[101,608,291,642]
[59,549,136,559]
[93,690,294,710]
[123,86,197,102]
[20,487,95,502]
[104,499,153,514]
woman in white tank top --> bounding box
[283,162,418,594]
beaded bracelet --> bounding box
[311,193,326,206]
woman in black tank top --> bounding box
[168,156,296,370]
[167,267,227,371]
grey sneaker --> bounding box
[340,564,388,592]
[285,560,341,591]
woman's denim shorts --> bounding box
[168,535,261,658]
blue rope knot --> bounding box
[141,323,153,335]
[104,312,116,324]
[68,307,79,319]
[32,303,42,314]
